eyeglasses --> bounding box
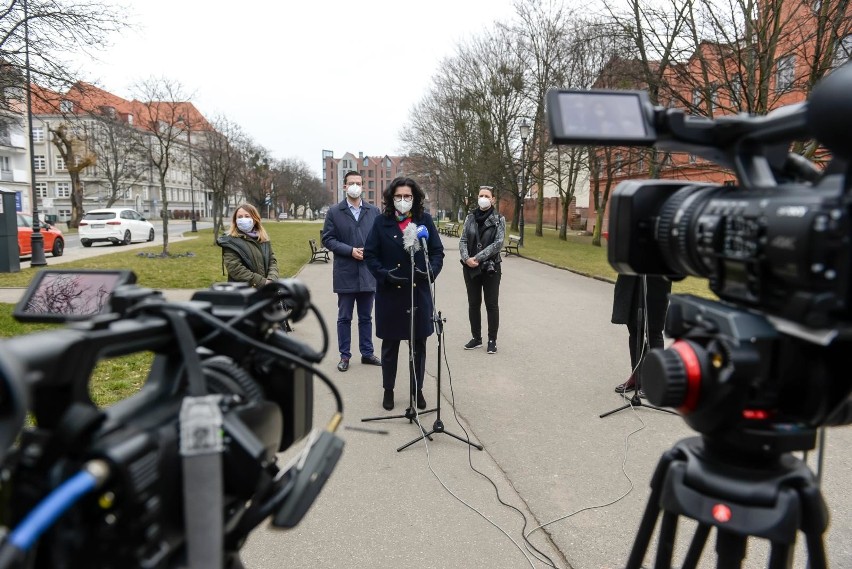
[393,195,414,202]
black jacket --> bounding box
[611,275,671,331]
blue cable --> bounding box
[8,470,98,551]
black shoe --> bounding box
[487,340,497,354]
[416,390,427,410]
[382,389,394,410]
[464,338,483,350]
[614,374,636,393]
[361,354,382,366]
[337,358,350,372]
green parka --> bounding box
[217,234,279,287]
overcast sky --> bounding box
[78,0,522,177]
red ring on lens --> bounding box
[671,340,701,413]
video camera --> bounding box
[0,270,344,569]
[547,64,852,452]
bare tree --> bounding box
[196,115,245,240]
[275,157,322,218]
[0,0,126,112]
[48,119,95,227]
[89,107,146,207]
[132,77,194,255]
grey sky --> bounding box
[79,0,521,176]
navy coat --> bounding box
[321,199,381,293]
[611,275,671,331]
[364,213,444,340]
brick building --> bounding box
[322,151,407,207]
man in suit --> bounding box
[364,177,444,411]
[322,171,382,372]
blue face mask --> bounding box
[236,218,255,233]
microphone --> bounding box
[416,225,429,252]
[402,223,420,252]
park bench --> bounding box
[308,239,330,263]
[439,222,457,236]
[503,234,520,256]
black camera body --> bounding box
[0,272,342,569]
[547,64,852,451]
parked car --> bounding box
[17,214,65,258]
[78,208,155,247]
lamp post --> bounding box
[186,124,197,232]
[434,168,441,221]
[518,118,530,248]
[24,0,46,266]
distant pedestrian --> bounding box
[459,186,505,354]
[217,203,279,287]
[321,171,382,372]
[611,275,671,396]
[364,177,444,411]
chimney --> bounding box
[358,151,363,159]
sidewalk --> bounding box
[2,236,850,568]
[238,243,851,568]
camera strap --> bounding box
[164,310,225,569]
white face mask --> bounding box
[395,199,413,214]
[346,184,363,199]
[478,197,492,210]
[236,217,255,232]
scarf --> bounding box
[240,229,260,240]
[474,206,492,226]
[395,209,412,222]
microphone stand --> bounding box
[398,233,483,452]
[600,275,676,419]
[362,237,435,436]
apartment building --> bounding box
[30,82,211,224]
[322,150,407,207]
[0,107,32,215]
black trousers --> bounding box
[627,279,664,370]
[380,338,426,392]
[463,267,501,342]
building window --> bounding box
[368,181,375,189]
[368,169,374,177]
[362,157,368,166]
[55,182,70,197]
[59,100,73,113]
[834,34,852,68]
[56,156,66,170]
[776,55,795,92]
[58,209,71,220]
[33,155,45,170]
[32,126,44,143]
[35,182,48,198]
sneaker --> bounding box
[464,338,483,350]
[487,340,497,354]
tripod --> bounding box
[362,241,435,433]
[398,309,483,452]
[601,275,676,419]
[625,436,828,569]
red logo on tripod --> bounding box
[712,504,732,523]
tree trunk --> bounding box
[69,169,85,228]
[560,198,569,241]
[592,209,604,247]
[160,176,170,255]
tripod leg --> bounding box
[767,542,794,569]
[599,402,632,418]
[715,530,747,569]
[653,511,678,569]
[681,523,711,569]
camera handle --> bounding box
[165,310,226,569]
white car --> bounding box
[79,208,156,247]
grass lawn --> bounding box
[0,221,321,408]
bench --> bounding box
[439,222,456,236]
[309,239,330,263]
[503,235,520,256]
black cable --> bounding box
[438,336,559,568]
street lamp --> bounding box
[434,168,441,221]
[24,0,46,266]
[518,118,530,248]
[186,124,197,232]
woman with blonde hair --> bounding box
[217,203,279,287]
